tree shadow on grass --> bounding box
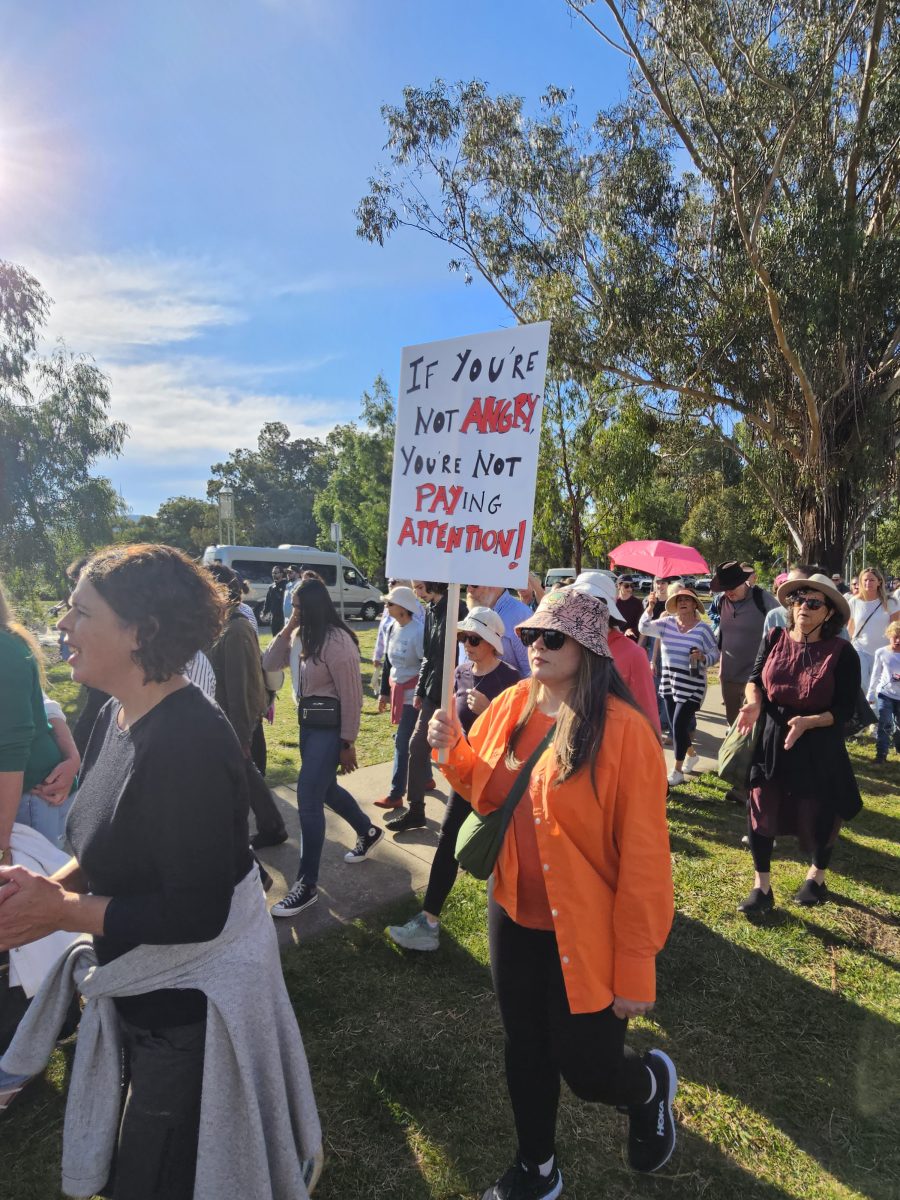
[655,913,899,1200]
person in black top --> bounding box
[261,565,287,635]
[0,544,253,1200]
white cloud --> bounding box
[23,251,239,358]
[104,357,350,464]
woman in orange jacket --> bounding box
[428,587,675,1200]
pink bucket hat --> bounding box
[515,587,611,659]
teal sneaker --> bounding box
[387,911,440,952]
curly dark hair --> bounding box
[84,544,228,682]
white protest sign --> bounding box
[386,321,550,588]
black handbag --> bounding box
[455,724,556,880]
[298,696,341,728]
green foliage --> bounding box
[207,422,332,548]
[119,496,220,559]
[358,2,900,567]
[313,376,395,584]
[0,262,128,596]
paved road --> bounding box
[259,683,731,946]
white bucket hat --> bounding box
[382,585,420,615]
[567,571,624,622]
[457,606,505,654]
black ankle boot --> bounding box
[387,806,427,832]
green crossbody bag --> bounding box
[455,723,556,881]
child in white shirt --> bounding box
[867,620,900,763]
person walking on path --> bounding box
[736,574,862,915]
[207,566,288,850]
[847,567,899,693]
[375,586,425,811]
[615,576,644,638]
[867,619,900,764]
[428,588,675,1200]
[385,583,467,834]
[387,608,519,951]
[261,566,287,636]
[639,587,719,785]
[266,578,382,917]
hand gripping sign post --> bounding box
[386,321,550,759]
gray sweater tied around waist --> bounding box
[2,867,321,1199]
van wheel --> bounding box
[360,602,379,621]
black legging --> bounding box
[748,829,835,874]
[488,894,651,1165]
[422,790,471,916]
[663,695,700,762]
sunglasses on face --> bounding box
[517,627,567,651]
[458,633,485,648]
[791,595,827,611]
[620,584,633,590]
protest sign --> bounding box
[386,321,550,589]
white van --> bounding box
[544,567,576,589]
[202,545,383,621]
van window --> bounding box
[233,559,280,586]
[300,563,337,586]
[343,567,365,587]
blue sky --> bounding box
[2,0,629,515]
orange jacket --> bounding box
[437,680,673,1013]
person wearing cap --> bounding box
[372,577,424,695]
[568,573,661,735]
[711,561,779,799]
[387,608,519,951]
[427,588,675,1198]
[735,574,862,914]
[374,587,426,811]
[466,584,534,678]
[639,587,719,785]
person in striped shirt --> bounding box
[639,586,719,786]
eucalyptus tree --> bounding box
[357,0,900,569]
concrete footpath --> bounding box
[260,682,731,948]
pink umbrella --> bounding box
[609,540,709,578]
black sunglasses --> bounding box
[458,633,485,647]
[517,627,567,651]
[791,595,827,611]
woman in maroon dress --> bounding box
[736,574,861,914]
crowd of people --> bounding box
[0,542,895,1200]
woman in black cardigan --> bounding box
[736,574,861,914]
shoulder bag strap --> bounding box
[496,723,557,841]
[853,600,881,643]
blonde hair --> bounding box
[0,578,47,685]
[886,619,900,640]
[859,568,889,610]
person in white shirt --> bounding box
[847,567,900,691]
[867,619,900,764]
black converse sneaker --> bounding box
[627,1049,678,1172]
[481,1159,563,1200]
[344,826,384,862]
[270,880,318,918]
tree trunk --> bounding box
[571,499,583,575]
[797,478,852,574]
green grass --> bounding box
[6,663,899,1200]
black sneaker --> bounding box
[737,886,774,915]
[627,1049,677,1173]
[344,826,384,862]
[271,880,318,918]
[386,807,427,832]
[793,878,828,906]
[250,828,289,849]
[481,1159,563,1200]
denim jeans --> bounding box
[875,694,900,757]
[389,703,418,800]
[15,791,75,851]
[296,726,371,887]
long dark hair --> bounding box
[294,578,359,661]
[507,644,646,793]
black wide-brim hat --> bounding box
[710,560,753,592]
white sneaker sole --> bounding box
[271,892,318,918]
[647,1049,678,1171]
[344,828,385,862]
